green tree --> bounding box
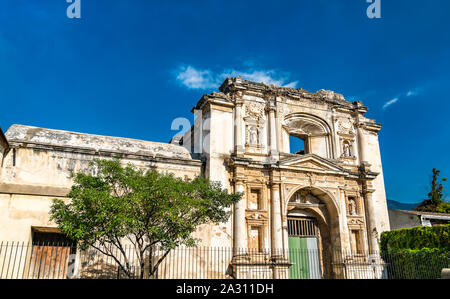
[415,168,448,213]
[50,159,242,278]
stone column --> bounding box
[358,125,378,252]
[268,108,278,156]
[233,180,247,256]
[339,188,351,252]
[235,102,244,155]
[363,189,378,253]
[271,183,283,256]
[357,126,367,163]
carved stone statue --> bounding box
[249,126,258,145]
[343,141,353,157]
[348,198,357,215]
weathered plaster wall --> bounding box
[0,193,70,242]
[0,125,204,242]
[362,130,390,235]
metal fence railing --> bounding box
[0,241,448,279]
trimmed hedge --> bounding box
[381,248,450,279]
[380,225,450,279]
[380,224,450,252]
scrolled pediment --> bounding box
[245,212,269,223]
[348,218,364,225]
[278,154,346,175]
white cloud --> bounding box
[175,65,299,90]
[382,97,399,110]
[175,66,217,89]
[382,87,422,110]
[406,89,419,97]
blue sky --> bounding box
[1,0,449,204]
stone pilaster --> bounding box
[338,187,351,252]
[268,107,278,157]
[362,188,378,253]
[358,161,379,253]
[234,102,244,155]
[270,183,283,254]
[233,179,247,256]
[357,125,367,163]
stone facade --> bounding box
[0,77,390,278]
[183,77,390,277]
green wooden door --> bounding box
[289,237,321,279]
[288,237,310,279]
[287,217,322,279]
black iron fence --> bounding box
[0,241,448,279]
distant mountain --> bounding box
[387,199,418,211]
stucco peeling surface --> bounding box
[5,124,192,160]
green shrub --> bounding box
[381,248,450,279]
[380,225,450,279]
[380,224,450,252]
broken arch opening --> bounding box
[283,113,333,159]
[289,135,307,155]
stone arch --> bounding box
[284,185,340,216]
[282,113,334,159]
[284,186,341,278]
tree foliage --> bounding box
[415,168,449,213]
[50,159,242,278]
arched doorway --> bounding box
[286,187,340,279]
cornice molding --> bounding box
[8,141,203,167]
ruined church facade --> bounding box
[0,77,389,278]
[182,77,390,278]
